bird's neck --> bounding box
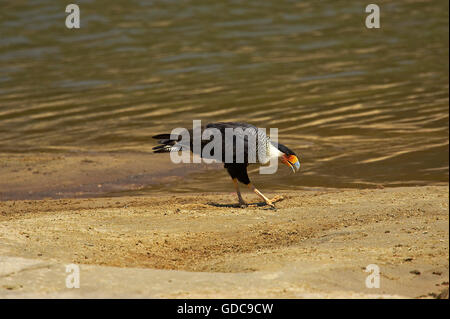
[268,143,284,159]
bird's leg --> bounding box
[233,178,247,207]
[247,183,276,208]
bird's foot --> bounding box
[264,196,284,209]
[270,195,284,203]
[238,200,248,208]
[264,200,276,209]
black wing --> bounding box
[152,122,261,163]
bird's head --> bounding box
[277,143,300,173]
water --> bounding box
[0,0,448,196]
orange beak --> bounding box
[282,154,300,173]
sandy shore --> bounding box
[0,152,224,201]
[0,186,448,298]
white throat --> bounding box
[268,143,284,159]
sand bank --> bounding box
[0,186,448,298]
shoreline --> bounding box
[0,185,448,298]
[1,151,448,202]
[0,152,223,201]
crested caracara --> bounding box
[152,122,300,208]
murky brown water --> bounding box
[0,0,448,197]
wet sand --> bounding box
[0,152,222,200]
[0,186,448,298]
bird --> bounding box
[152,122,300,208]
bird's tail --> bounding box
[152,133,181,153]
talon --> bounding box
[266,201,275,208]
[270,195,284,203]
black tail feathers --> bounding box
[152,133,176,153]
[152,134,171,140]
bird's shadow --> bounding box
[207,201,276,210]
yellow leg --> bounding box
[247,183,275,208]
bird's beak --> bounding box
[282,155,300,173]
